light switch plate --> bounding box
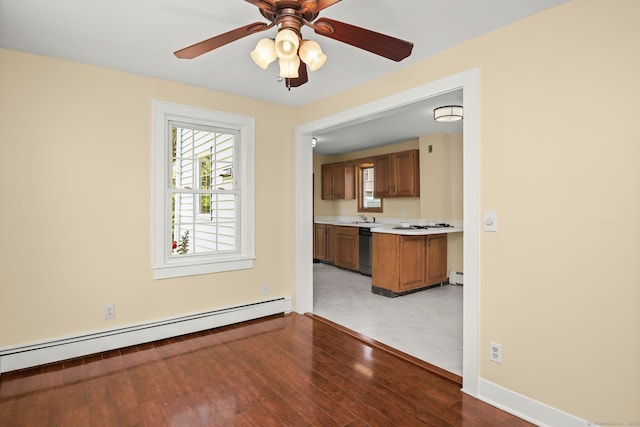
[484,211,497,232]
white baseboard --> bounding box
[0,296,292,374]
[477,378,589,427]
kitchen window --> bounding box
[152,100,255,279]
[357,162,383,212]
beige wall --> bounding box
[420,133,463,222]
[0,49,297,345]
[299,0,640,422]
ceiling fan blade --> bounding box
[244,0,276,11]
[300,0,341,13]
[313,18,413,62]
[285,62,309,88]
[314,0,341,12]
[174,22,271,59]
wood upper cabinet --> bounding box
[374,149,420,198]
[321,162,355,200]
[372,232,447,294]
[334,226,359,271]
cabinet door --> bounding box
[331,163,345,199]
[373,154,392,198]
[343,162,356,200]
[314,224,327,260]
[335,230,359,270]
[321,162,347,200]
[321,164,334,200]
[372,233,398,290]
[394,150,420,197]
[426,234,448,285]
[398,235,426,290]
[327,225,336,264]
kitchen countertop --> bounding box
[371,226,463,236]
[314,220,463,235]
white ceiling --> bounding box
[0,0,570,154]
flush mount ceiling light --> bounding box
[173,0,413,90]
[434,105,464,122]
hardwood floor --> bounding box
[0,313,532,426]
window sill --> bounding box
[153,257,255,280]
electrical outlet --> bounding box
[400,209,407,217]
[490,341,502,364]
[261,283,269,295]
[104,304,115,320]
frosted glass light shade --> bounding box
[279,56,300,78]
[275,29,300,59]
[434,105,464,122]
[250,38,277,69]
[299,40,327,71]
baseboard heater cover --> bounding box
[0,296,292,374]
[449,271,464,285]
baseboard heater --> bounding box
[449,271,464,285]
[0,296,292,374]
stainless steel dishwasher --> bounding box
[358,227,372,276]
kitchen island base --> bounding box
[372,232,448,296]
[372,281,448,298]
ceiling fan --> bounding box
[174,0,414,89]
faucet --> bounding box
[358,214,369,223]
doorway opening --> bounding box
[295,69,480,395]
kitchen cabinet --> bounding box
[327,225,336,264]
[373,149,420,198]
[321,162,355,200]
[425,233,448,284]
[372,232,447,296]
[314,223,328,260]
[314,223,336,263]
[334,226,359,271]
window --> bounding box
[357,162,383,212]
[152,101,255,279]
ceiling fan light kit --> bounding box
[298,40,326,71]
[274,28,300,59]
[250,38,277,69]
[279,56,300,78]
[174,0,414,89]
[434,105,464,122]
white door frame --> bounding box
[294,68,480,396]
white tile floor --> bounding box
[313,262,463,375]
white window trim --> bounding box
[152,100,255,279]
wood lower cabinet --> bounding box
[425,233,448,284]
[327,225,336,264]
[372,233,448,296]
[314,224,358,271]
[314,223,328,260]
[334,226,359,270]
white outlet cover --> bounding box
[490,341,502,364]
